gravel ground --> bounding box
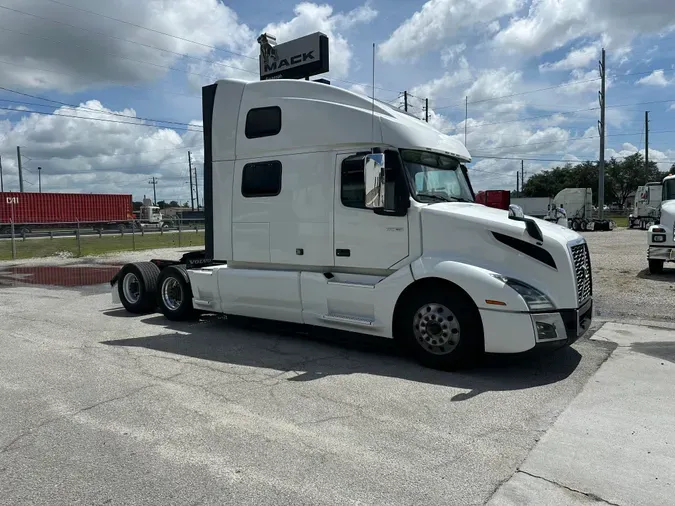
[582,228,675,323]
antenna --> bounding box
[371,42,375,153]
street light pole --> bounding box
[38,167,42,193]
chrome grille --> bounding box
[571,243,592,304]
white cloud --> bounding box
[0,102,202,201]
[378,0,524,63]
[494,0,675,57]
[186,2,377,88]
[0,0,253,92]
[441,44,467,67]
[636,69,672,87]
[540,45,599,72]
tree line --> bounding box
[517,153,673,206]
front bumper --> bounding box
[534,298,593,350]
[648,246,675,261]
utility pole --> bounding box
[0,155,4,193]
[464,96,468,146]
[38,167,42,193]
[425,98,429,122]
[148,176,158,204]
[188,151,195,210]
[404,91,408,112]
[517,171,520,196]
[194,164,200,211]
[598,48,606,220]
[645,110,650,183]
[521,160,525,195]
[16,146,24,193]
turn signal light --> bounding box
[485,299,507,306]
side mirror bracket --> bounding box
[508,204,544,242]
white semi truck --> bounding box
[647,174,675,274]
[629,182,662,230]
[110,78,593,370]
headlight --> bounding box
[653,235,666,243]
[491,274,555,311]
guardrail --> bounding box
[0,218,206,260]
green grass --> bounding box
[608,215,628,228]
[0,230,205,260]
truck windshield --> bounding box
[400,149,474,203]
[664,179,675,202]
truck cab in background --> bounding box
[647,174,675,274]
[112,78,593,370]
[630,182,662,230]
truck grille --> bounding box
[571,243,592,304]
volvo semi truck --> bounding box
[110,78,593,370]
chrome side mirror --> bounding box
[364,153,386,209]
[508,204,525,219]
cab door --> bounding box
[333,152,409,270]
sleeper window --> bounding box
[245,106,281,139]
[241,161,282,198]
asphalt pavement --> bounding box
[0,279,614,506]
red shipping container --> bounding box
[0,192,133,225]
[475,190,510,210]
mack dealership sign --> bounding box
[258,32,329,80]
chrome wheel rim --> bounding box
[161,277,183,311]
[413,303,460,355]
[122,273,141,304]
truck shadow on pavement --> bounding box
[102,310,585,401]
[636,268,675,282]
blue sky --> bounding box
[1,0,675,202]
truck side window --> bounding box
[341,158,366,209]
[245,106,281,139]
[241,161,282,198]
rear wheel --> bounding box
[117,262,160,313]
[649,259,664,275]
[571,220,580,231]
[580,220,587,231]
[156,265,197,321]
[395,286,482,370]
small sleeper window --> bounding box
[245,106,281,139]
[241,161,282,198]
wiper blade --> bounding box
[417,193,451,202]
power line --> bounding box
[0,105,203,131]
[0,86,199,128]
[22,145,202,163]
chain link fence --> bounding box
[0,217,205,260]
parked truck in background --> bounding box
[510,197,551,218]
[110,77,593,370]
[0,192,134,234]
[647,174,675,273]
[629,182,662,230]
[548,188,613,231]
[475,190,510,210]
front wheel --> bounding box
[156,265,198,321]
[395,287,483,370]
[649,259,664,275]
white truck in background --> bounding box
[110,78,593,370]
[514,189,613,231]
[647,174,675,274]
[629,182,662,230]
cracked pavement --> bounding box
[0,281,614,505]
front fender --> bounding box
[410,257,529,312]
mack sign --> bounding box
[259,32,329,80]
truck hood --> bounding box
[423,202,581,246]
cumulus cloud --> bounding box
[378,0,523,63]
[0,102,202,201]
[186,2,377,88]
[0,0,253,91]
[540,45,600,72]
[636,69,672,87]
[494,0,675,57]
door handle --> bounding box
[336,249,350,257]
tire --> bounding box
[156,265,198,321]
[571,220,579,231]
[580,220,587,231]
[117,262,160,314]
[395,286,483,371]
[649,259,664,275]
